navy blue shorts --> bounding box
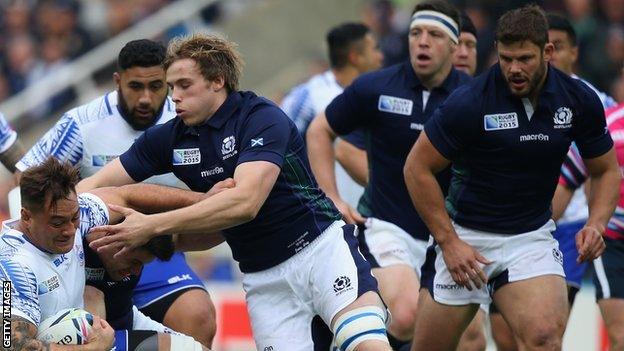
[552,220,587,288]
[132,252,205,313]
[593,237,624,300]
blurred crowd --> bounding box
[354,0,624,102]
[0,0,186,117]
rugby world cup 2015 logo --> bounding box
[553,107,572,128]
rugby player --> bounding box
[280,22,383,208]
[489,13,619,351]
[0,111,25,173]
[15,39,215,347]
[452,13,478,77]
[79,33,392,351]
[307,1,471,348]
[555,103,624,350]
[404,5,619,350]
[0,157,212,350]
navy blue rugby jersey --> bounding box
[425,64,613,234]
[120,91,341,272]
[326,60,471,240]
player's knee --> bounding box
[607,326,624,351]
[333,305,390,351]
[165,291,217,346]
[521,322,564,349]
[186,302,217,344]
[388,299,418,339]
[458,324,486,351]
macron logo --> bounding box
[251,138,264,147]
[519,133,549,142]
[201,166,224,178]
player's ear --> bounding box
[20,207,31,225]
[113,72,121,87]
[211,76,226,91]
[543,42,554,62]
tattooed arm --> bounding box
[7,315,114,351]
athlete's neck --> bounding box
[16,221,52,254]
[198,90,229,125]
[333,66,360,88]
[529,66,549,107]
[416,61,453,91]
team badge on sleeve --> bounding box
[484,113,519,131]
[172,148,201,165]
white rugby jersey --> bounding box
[0,111,17,154]
[16,91,179,187]
[281,70,364,207]
[0,193,109,326]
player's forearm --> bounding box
[77,158,135,193]
[306,118,340,200]
[174,232,226,251]
[152,186,258,236]
[585,166,621,232]
[117,183,204,214]
[404,160,457,247]
[335,139,368,186]
[551,184,575,222]
[8,316,93,351]
[0,139,25,173]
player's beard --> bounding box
[117,89,165,131]
[507,60,547,99]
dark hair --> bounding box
[547,13,577,46]
[496,4,548,48]
[411,0,461,31]
[143,236,175,261]
[20,157,80,212]
[117,39,166,71]
[460,13,477,38]
[326,22,371,69]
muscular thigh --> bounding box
[493,275,568,339]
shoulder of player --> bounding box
[64,92,119,126]
[240,91,290,122]
[352,63,402,90]
[551,69,601,108]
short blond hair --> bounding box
[164,33,244,92]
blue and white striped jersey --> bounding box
[280,70,364,208]
[16,91,179,187]
[0,111,17,154]
[0,193,109,326]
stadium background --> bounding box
[0,0,620,349]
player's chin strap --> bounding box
[168,334,205,351]
[333,305,389,351]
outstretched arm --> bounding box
[89,161,276,253]
[76,158,136,193]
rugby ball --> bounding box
[36,308,93,345]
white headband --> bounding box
[410,10,459,44]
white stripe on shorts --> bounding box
[594,256,611,299]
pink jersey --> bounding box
[560,104,624,239]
